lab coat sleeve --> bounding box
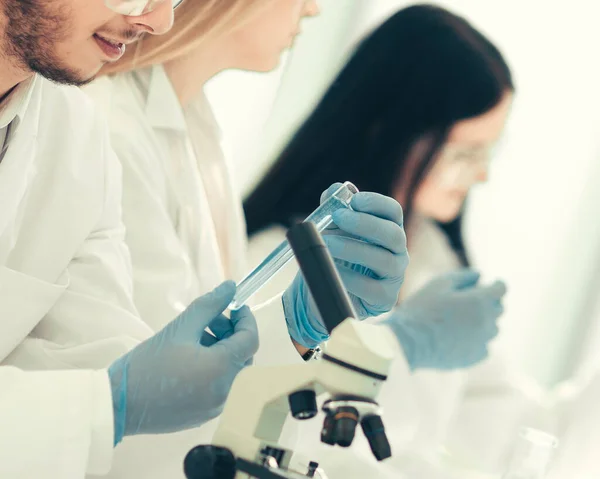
[108,133,199,332]
[0,367,114,478]
[25,123,154,370]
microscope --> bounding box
[184,222,397,479]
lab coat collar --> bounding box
[144,65,187,133]
[0,75,37,133]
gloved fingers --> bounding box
[350,192,404,226]
[169,281,237,341]
[203,316,235,345]
[469,311,500,343]
[483,319,500,340]
[480,280,508,300]
[459,281,507,305]
[200,330,218,347]
[214,305,260,363]
[324,235,408,279]
[484,297,505,320]
[331,209,407,254]
[432,269,480,291]
[492,301,505,317]
[337,267,399,312]
[320,182,345,204]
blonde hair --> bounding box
[101,0,270,76]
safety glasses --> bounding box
[104,0,184,16]
[432,143,496,188]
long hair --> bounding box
[100,0,273,76]
[243,4,514,265]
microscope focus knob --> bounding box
[361,415,392,461]
[289,390,318,420]
[321,406,360,447]
[332,406,359,447]
[321,413,336,445]
[184,445,236,479]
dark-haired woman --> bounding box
[245,5,524,476]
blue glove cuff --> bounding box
[282,275,329,349]
[108,358,129,446]
[382,308,434,371]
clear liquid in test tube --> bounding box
[229,181,359,310]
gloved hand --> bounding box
[383,269,506,370]
[109,281,259,445]
[283,183,408,348]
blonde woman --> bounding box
[90,0,411,354]
[85,1,505,477]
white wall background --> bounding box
[204,58,287,194]
[207,0,600,386]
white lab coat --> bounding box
[0,367,113,478]
[0,74,155,477]
[84,65,306,479]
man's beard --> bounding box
[2,0,91,86]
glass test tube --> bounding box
[502,427,558,479]
[229,182,359,310]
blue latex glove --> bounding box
[384,270,506,370]
[283,183,408,348]
[109,281,259,445]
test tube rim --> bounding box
[342,181,359,195]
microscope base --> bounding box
[184,444,327,479]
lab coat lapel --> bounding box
[186,92,248,282]
[180,133,227,290]
[0,78,70,362]
[145,66,227,291]
[0,77,41,253]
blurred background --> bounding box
[205,0,600,388]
